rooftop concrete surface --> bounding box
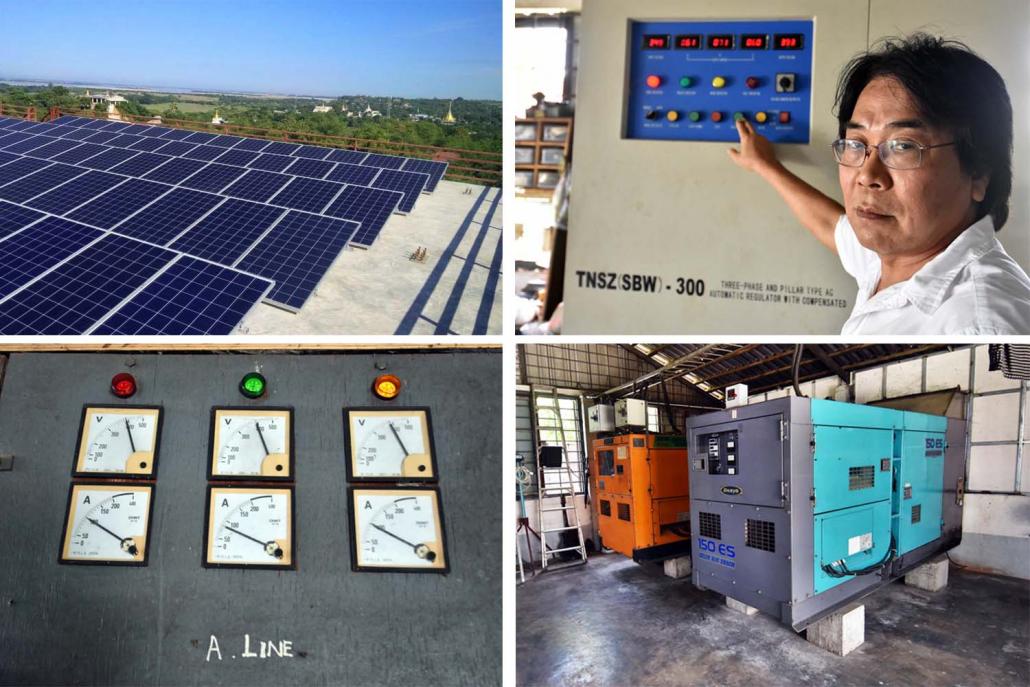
[240,180,502,335]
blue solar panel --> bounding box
[90,256,273,335]
[81,130,122,145]
[50,142,107,164]
[0,131,34,148]
[361,153,407,170]
[180,163,246,193]
[0,163,86,203]
[25,171,125,215]
[152,140,197,157]
[23,138,84,159]
[0,151,18,167]
[138,127,172,138]
[66,177,170,228]
[47,125,85,137]
[121,124,154,135]
[0,216,102,300]
[106,133,145,148]
[293,145,332,160]
[78,119,111,130]
[325,149,369,164]
[284,157,335,179]
[97,121,133,133]
[184,131,219,145]
[170,197,285,264]
[142,156,208,184]
[325,162,380,186]
[128,136,170,152]
[21,123,56,135]
[158,128,195,141]
[269,176,343,213]
[78,147,141,170]
[262,142,301,156]
[234,138,271,152]
[222,169,292,203]
[371,169,429,213]
[50,115,83,125]
[400,158,448,192]
[0,156,53,186]
[214,148,259,166]
[247,153,296,172]
[323,185,403,246]
[182,144,227,162]
[107,152,173,177]
[5,120,38,132]
[3,135,56,155]
[0,233,176,334]
[207,135,244,148]
[114,187,226,245]
[60,128,99,141]
[237,210,357,310]
[0,200,45,239]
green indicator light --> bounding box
[733,111,746,122]
[679,76,693,88]
[239,372,267,399]
[688,111,701,122]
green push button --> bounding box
[733,112,746,122]
[688,111,701,122]
[679,76,693,88]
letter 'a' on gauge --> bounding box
[208,407,294,480]
[59,483,154,566]
[203,485,295,570]
[344,407,437,482]
[348,486,449,573]
[73,405,163,478]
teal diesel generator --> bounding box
[687,397,966,630]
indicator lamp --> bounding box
[239,372,267,399]
[711,111,724,123]
[110,372,137,399]
[373,374,402,400]
[711,76,727,89]
[679,76,693,88]
[688,111,702,122]
[733,112,746,122]
[666,111,680,122]
[755,111,768,124]
[645,74,662,89]
[746,76,760,89]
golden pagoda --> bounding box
[442,100,456,125]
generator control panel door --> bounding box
[690,414,784,507]
[625,19,814,142]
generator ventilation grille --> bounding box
[745,519,776,552]
[699,512,721,539]
[849,465,876,490]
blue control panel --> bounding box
[625,19,814,143]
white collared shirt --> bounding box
[835,213,1030,334]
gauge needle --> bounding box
[87,517,138,556]
[255,422,271,457]
[124,418,136,453]
[388,422,410,456]
[224,525,283,558]
[371,523,435,561]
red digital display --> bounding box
[642,34,670,50]
[740,34,768,50]
[706,34,734,50]
[774,34,804,50]
[675,34,702,50]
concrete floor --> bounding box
[241,180,502,335]
[517,553,1029,687]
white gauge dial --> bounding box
[347,409,434,479]
[211,408,291,478]
[61,484,151,563]
[76,407,160,476]
[352,489,446,571]
[206,488,293,567]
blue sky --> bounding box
[0,0,501,99]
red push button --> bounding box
[711,111,724,123]
[746,76,759,89]
[646,74,662,88]
[779,111,791,123]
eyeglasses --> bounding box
[831,138,957,170]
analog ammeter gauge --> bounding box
[349,487,448,573]
[204,486,294,569]
[209,407,293,480]
[345,408,437,481]
[60,483,154,565]
[73,406,162,478]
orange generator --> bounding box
[590,433,691,561]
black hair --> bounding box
[834,34,1013,230]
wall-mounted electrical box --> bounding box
[725,383,749,408]
[588,403,616,432]
[615,398,648,429]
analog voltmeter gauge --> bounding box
[204,486,294,569]
[60,483,154,565]
[73,406,162,478]
[209,407,293,480]
[349,487,448,573]
[345,408,437,481]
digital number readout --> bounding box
[643,34,670,50]
[707,34,734,50]
[675,34,702,50]
[774,34,804,50]
[740,34,768,50]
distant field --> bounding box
[143,101,213,114]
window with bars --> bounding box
[514,390,586,497]
[647,404,661,433]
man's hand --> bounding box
[727,118,782,176]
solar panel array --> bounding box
[0,113,453,334]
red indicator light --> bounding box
[111,372,137,398]
[779,111,791,123]
[746,76,759,89]
[646,74,662,89]
[373,374,402,400]
[711,111,724,123]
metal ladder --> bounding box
[536,390,587,571]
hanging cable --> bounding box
[792,344,807,398]
[821,534,896,578]
[661,379,679,434]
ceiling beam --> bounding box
[807,344,849,384]
[618,344,718,403]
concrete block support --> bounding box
[663,556,692,579]
[806,603,865,656]
[904,554,950,592]
[726,596,759,616]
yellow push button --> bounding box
[712,76,727,88]
[666,111,680,122]
[755,111,768,123]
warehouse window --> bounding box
[516,390,586,498]
[647,404,661,433]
